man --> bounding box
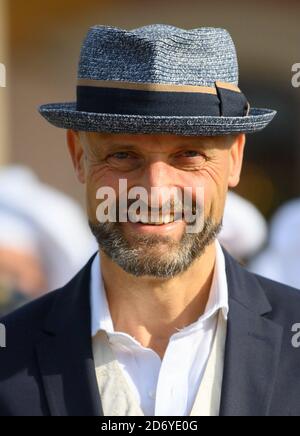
[0,24,299,417]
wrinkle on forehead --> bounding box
[77,131,238,152]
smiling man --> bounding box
[69,131,242,366]
[1,24,300,417]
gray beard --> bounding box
[89,218,222,279]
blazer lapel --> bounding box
[36,256,103,416]
[219,251,283,416]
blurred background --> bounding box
[0,0,300,313]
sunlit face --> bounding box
[68,131,245,277]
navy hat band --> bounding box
[76,80,250,117]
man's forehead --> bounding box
[79,131,232,148]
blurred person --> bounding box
[249,198,300,289]
[218,191,268,262]
[0,24,299,417]
[0,209,46,316]
[0,165,97,314]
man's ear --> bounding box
[228,134,246,188]
[67,129,86,184]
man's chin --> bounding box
[89,217,222,278]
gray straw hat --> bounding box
[39,24,277,136]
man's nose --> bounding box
[139,160,180,208]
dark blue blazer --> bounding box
[1,249,300,416]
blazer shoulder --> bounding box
[252,272,300,321]
[0,287,63,342]
[0,287,65,390]
[0,255,95,335]
[224,247,300,324]
[254,272,300,300]
[0,258,93,406]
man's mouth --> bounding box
[128,212,183,226]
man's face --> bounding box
[68,131,245,278]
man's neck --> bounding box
[99,242,217,359]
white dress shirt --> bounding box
[90,240,229,416]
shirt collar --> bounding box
[90,240,229,338]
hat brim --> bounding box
[39,102,276,135]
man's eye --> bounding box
[111,152,131,160]
[178,151,202,158]
[172,150,206,170]
[106,152,142,171]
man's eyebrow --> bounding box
[174,142,211,150]
[106,142,208,147]
[111,144,138,148]
[105,143,136,148]
[179,141,207,146]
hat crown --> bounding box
[78,24,239,87]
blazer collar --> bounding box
[36,253,102,416]
[223,249,272,316]
[220,249,283,416]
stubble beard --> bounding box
[89,217,222,279]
